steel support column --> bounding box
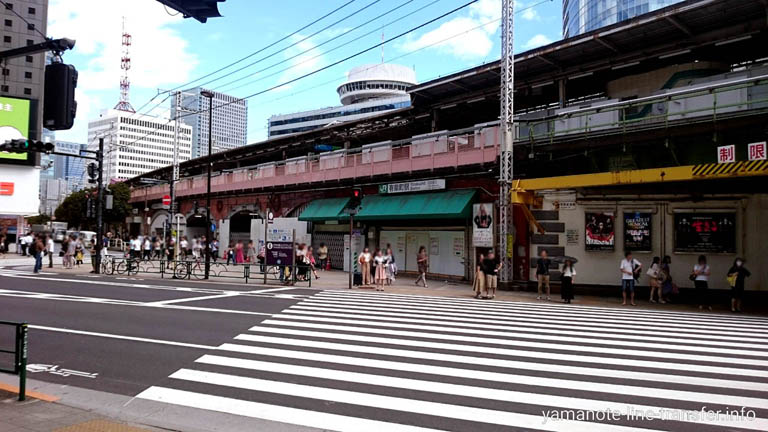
[499,0,515,283]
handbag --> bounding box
[688,273,696,281]
[727,273,738,287]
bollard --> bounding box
[17,324,27,401]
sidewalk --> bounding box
[4,257,762,316]
[0,389,155,432]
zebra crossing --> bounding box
[137,290,768,431]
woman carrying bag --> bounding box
[472,253,486,299]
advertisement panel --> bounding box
[472,203,493,247]
[674,213,736,253]
[265,241,294,266]
[623,212,652,252]
[0,96,31,164]
[585,211,615,251]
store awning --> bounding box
[355,189,476,221]
[298,197,351,222]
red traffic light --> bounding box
[352,188,362,199]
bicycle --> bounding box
[100,256,116,275]
[115,258,140,276]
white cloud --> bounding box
[523,34,553,50]
[47,0,198,142]
[398,0,501,60]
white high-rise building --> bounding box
[87,110,192,183]
[171,88,248,159]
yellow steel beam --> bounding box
[515,161,768,191]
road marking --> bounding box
[145,293,240,306]
[286,305,768,343]
[167,369,667,432]
[194,354,767,429]
[30,325,217,350]
[136,387,440,432]
[238,329,767,378]
[215,342,767,392]
[257,320,768,366]
[272,312,768,351]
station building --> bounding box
[128,0,767,295]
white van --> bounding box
[79,231,97,244]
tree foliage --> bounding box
[53,182,133,230]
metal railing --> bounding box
[0,321,28,401]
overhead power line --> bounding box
[195,0,386,90]
[165,0,358,93]
[117,0,480,151]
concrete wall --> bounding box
[531,191,766,292]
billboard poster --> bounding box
[472,203,493,248]
[585,212,615,251]
[0,96,31,164]
[674,213,736,253]
[623,212,652,252]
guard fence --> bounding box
[99,256,312,286]
[0,321,28,401]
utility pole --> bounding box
[170,91,182,261]
[499,0,515,284]
[201,90,214,280]
[95,138,105,274]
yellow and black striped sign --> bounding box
[692,160,768,177]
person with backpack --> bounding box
[620,251,642,306]
[727,258,750,313]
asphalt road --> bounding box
[1,265,768,432]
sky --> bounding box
[48,0,563,145]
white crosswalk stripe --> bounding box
[137,291,768,431]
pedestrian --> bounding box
[63,235,74,269]
[692,255,711,311]
[46,234,54,268]
[481,250,501,299]
[384,247,396,285]
[257,242,266,273]
[472,253,486,299]
[32,235,44,273]
[192,237,201,259]
[75,237,84,266]
[660,255,673,303]
[20,232,28,256]
[235,240,245,264]
[727,258,750,313]
[247,240,256,263]
[536,250,551,301]
[143,236,152,260]
[180,236,189,260]
[373,249,387,291]
[154,238,162,259]
[561,259,576,304]
[620,251,642,306]
[226,247,235,265]
[295,244,308,281]
[358,247,372,286]
[415,246,428,288]
[647,256,664,303]
[131,236,142,260]
[307,246,319,280]
[317,243,328,271]
[211,238,219,262]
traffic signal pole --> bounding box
[95,137,105,274]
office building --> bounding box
[52,141,88,192]
[268,63,416,137]
[563,0,683,37]
[0,0,48,138]
[87,109,192,183]
[39,177,67,215]
[171,88,247,159]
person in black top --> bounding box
[536,250,551,301]
[727,258,750,313]
[481,250,501,299]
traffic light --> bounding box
[43,63,78,130]
[87,162,98,184]
[0,139,54,153]
[350,187,363,208]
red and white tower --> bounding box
[114,17,135,113]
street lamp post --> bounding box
[201,90,214,280]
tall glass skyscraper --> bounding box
[563,0,683,37]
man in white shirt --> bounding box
[143,237,152,260]
[131,236,142,259]
[620,251,642,306]
[47,235,55,268]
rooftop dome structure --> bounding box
[337,63,417,105]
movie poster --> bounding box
[674,213,736,253]
[472,203,493,248]
[624,212,652,252]
[585,212,615,251]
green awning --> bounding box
[355,189,476,221]
[298,197,351,222]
